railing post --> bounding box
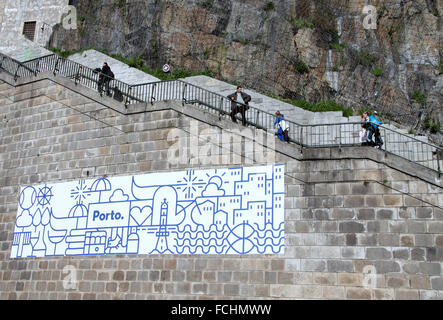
[182,83,187,106]
[53,57,60,75]
[35,59,40,76]
[338,124,341,149]
[125,86,131,109]
[219,97,224,119]
[74,66,82,85]
[0,56,5,74]
[14,64,21,81]
[437,150,441,178]
[150,83,156,105]
[300,127,304,151]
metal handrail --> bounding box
[21,53,55,63]
[1,51,441,174]
[0,53,35,78]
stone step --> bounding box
[68,50,160,86]
[181,75,320,125]
[2,45,437,164]
[0,35,52,62]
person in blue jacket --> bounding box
[274,111,289,142]
[364,111,383,148]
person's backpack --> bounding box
[281,120,290,142]
[108,70,115,80]
[113,87,123,102]
[280,119,289,132]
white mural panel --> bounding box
[11,165,285,258]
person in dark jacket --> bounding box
[227,86,251,126]
[97,62,113,97]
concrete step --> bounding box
[62,54,443,161]
[2,44,437,165]
[67,51,356,126]
[181,75,318,125]
[0,35,52,62]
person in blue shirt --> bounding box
[274,111,289,142]
[363,111,383,148]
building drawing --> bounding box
[11,165,285,257]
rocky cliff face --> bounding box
[52,0,442,133]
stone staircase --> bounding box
[65,50,430,141]
[64,51,443,173]
[68,50,160,85]
[182,75,361,125]
[66,50,359,126]
[0,45,441,173]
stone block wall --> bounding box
[0,0,66,37]
[0,78,442,299]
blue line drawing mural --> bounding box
[11,165,285,258]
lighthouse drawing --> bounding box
[11,165,285,258]
[153,198,171,253]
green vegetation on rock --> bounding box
[290,18,314,30]
[200,0,213,9]
[430,123,441,134]
[98,49,213,80]
[265,93,353,117]
[49,47,213,80]
[412,90,426,104]
[328,43,346,51]
[263,2,275,11]
[424,116,441,134]
[371,67,384,77]
[356,50,376,66]
[49,47,92,58]
[293,60,309,74]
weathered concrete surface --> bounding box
[0,72,442,300]
[0,0,67,59]
[68,50,160,85]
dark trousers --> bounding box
[366,126,375,146]
[98,79,111,96]
[367,126,383,147]
[230,105,247,126]
[374,128,383,147]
